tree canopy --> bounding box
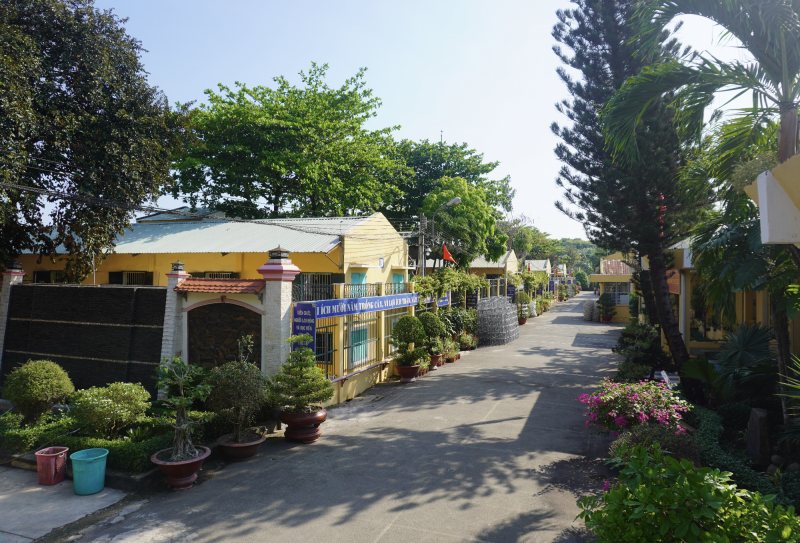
[173,64,408,218]
[0,0,182,277]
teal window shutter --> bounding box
[351,272,366,284]
[393,273,404,284]
[350,327,368,366]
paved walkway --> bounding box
[51,293,623,543]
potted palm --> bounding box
[418,312,447,370]
[390,315,430,383]
[150,357,212,490]
[269,334,335,443]
[515,291,531,325]
[598,293,617,323]
[206,335,268,461]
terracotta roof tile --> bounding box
[601,260,632,275]
[175,277,265,294]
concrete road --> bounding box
[63,293,623,543]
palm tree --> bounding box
[603,0,800,164]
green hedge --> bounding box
[0,409,232,472]
[687,406,790,506]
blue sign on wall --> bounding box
[292,303,317,352]
[507,284,516,300]
[314,293,420,319]
[466,289,478,309]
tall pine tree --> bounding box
[551,0,709,370]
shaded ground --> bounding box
[45,293,622,543]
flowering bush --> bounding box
[577,379,690,436]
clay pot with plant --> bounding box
[598,293,617,323]
[444,338,459,363]
[206,335,269,461]
[150,357,212,489]
[418,312,447,370]
[390,315,430,382]
[268,334,335,444]
[515,291,531,325]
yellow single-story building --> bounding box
[590,254,633,323]
[15,209,411,292]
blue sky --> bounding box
[94,1,749,240]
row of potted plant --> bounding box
[390,312,476,383]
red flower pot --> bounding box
[151,446,211,490]
[601,315,612,323]
[518,318,527,325]
[446,357,455,363]
[395,364,421,383]
[216,433,267,461]
[558,297,564,302]
[430,354,442,366]
[279,409,328,444]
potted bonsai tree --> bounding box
[418,312,447,369]
[269,334,335,443]
[151,357,212,490]
[557,284,566,302]
[206,335,269,461]
[515,291,531,325]
[598,292,617,323]
[390,315,429,383]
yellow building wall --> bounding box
[343,213,409,284]
[598,281,632,323]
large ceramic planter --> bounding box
[279,409,328,444]
[601,315,612,323]
[430,354,441,370]
[518,318,527,325]
[395,364,421,383]
[151,446,211,490]
[216,433,267,462]
[558,297,564,302]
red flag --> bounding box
[442,244,456,263]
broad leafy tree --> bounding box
[173,64,409,218]
[381,139,515,219]
[552,0,709,370]
[421,177,508,268]
[0,0,182,278]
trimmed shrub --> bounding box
[598,293,617,318]
[71,383,150,439]
[687,405,789,504]
[610,423,700,465]
[268,334,335,413]
[582,300,595,321]
[418,312,446,342]
[2,360,74,425]
[612,322,673,378]
[615,361,649,383]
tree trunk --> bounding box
[647,251,690,372]
[638,269,660,326]
[779,106,799,163]
[771,290,792,424]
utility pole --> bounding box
[419,213,426,278]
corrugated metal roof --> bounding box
[137,207,227,222]
[470,251,512,268]
[113,216,371,254]
[526,260,549,272]
[600,260,632,275]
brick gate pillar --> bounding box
[160,261,190,365]
[258,247,301,374]
[0,261,25,378]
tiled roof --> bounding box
[600,260,632,275]
[175,277,265,294]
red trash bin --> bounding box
[35,447,69,485]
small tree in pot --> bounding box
[206,335,269,461]
[150,357,212,489]
[598,293,617,323]
[390,315,429,382]
[418,312,447,368]
[268,334,334,443]
[515,290,531,324]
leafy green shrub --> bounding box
[2,360,74,426]
[598,293,617,319]
[458,332,472,350]
[206,361,267,443]
[70,382,150,439]
[615,361,649,383]
[418,311,446,340]
[268,334,334,413]
[612,323,672,378]
[610,423,700,466]
[687,405,788,503]
[627,291,639,322]
[578,443,800,541]
[715,402,752,440]
[515,290,531,319]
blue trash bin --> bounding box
[70,448,109,495]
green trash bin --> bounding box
[70,448,109,495]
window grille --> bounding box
[205,272,233,279]
[343,312,379,371]
[123,271,147,285]
[605,282,630,305]
[384,307,408,355]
